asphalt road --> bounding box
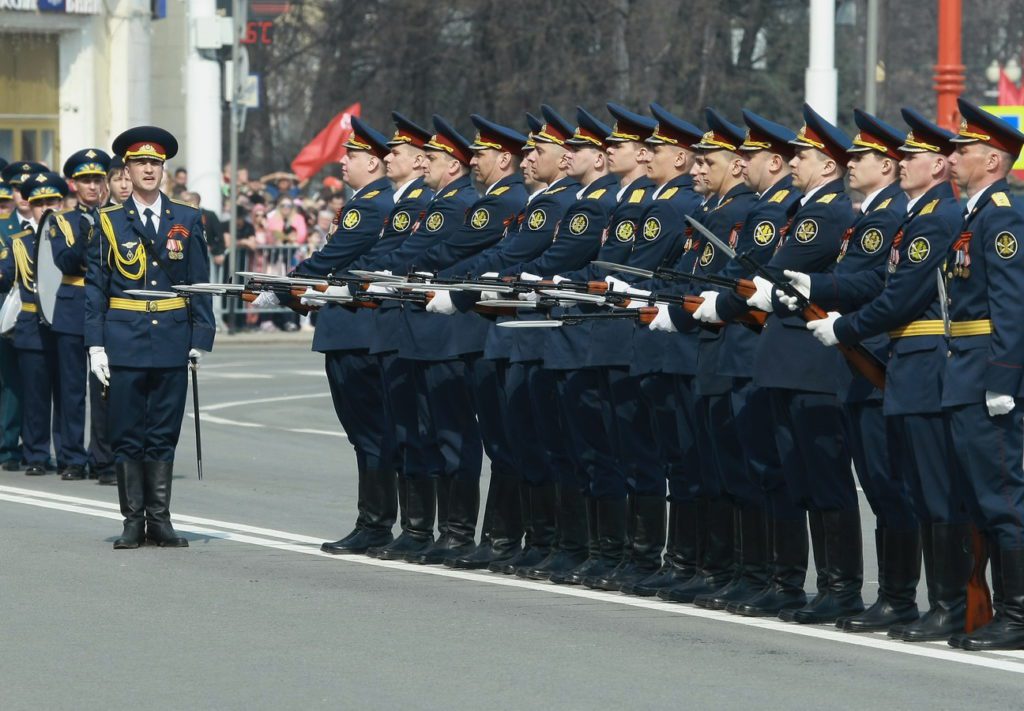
[2,340,1023,710]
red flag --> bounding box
[290,102,361,180]
[998,71,1024,106]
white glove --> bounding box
[518,290,541,302]
[745,275,774,312]
[605,275,630,293]
[519,272,542,282]
[692,290,720,323]
[299,288,321,306]
[188,348,206,367]
[776,270,811,311]
[325,284,350,298]
[425,289,457,315]
[252,291,280,307]
[366,282,392,295]
[986,390,1016,417]
[89,346,110,387]
[480,272,502,300]
[482,272,499,279]
[806,311,841,346]
[648,303,677,332]
[552,274,568,284]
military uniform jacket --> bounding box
[383,175,479,361]
[346,177,433,355]
[715,176,799,379]
[823,182,960,415]
[753,177,852,393]
[626,175,703,377]
[293,177,393,353]
[1,224,48,351]
[942,179,1024,407]
[48,205,97,336]
[84,194,215,368]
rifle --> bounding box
[496,306,660,328]
[683,215,887,390]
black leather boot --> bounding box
[371,478,436,560]
[322,469,397,554]
[449,472,524,569]
[838,527,921,632]
[951,547,1024,651]
[490,481,537,573]
[555,496,626,585]
[779,510,826,621]
[589,494,665,591]
[507,482,557,575]
[550,495,600,584]
[892,522,971,642]
[788,509,864,623]
[624,499,702,596]
[521,484,589,580]
[113,460,146,549]
[696,506,770,610]
[412,478,479,564]
[729,515,808,616]
[143,460,188,547]
[659,498,734,603]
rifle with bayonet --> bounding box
[682,214,887,391]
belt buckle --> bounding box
[147,300,159,313]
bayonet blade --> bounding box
[684,214,737,260]
[591,260,655,278]
[936,268,951,339]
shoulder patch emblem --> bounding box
[628,188,645,204]
[392,210,411,232]
[407,188,422,199]
[699,243,715,267]
[470,208,490,229]
[360,190,380,200]
[873,198,892,211]
[643,217,661,241]
[919,199,938,215]
[768,189,789,204]
[425,212,444,232]
[527,209,546,230]
[907,236,930,263]
[587,188,607,200]
[753,221,776,246]
[615,221,635,242]
[794,219,818,243]
[491,186,510,196]
[995,232,1018,259]
[568,213,589,235]
[816,193,837,204]
[860,228,883,254]
[657,187,678,201]
[992,192,1011,207]
[442,189,458,198]
[342,209,361,230]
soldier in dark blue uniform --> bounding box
[417,114,528,565]
[794,111,967,639]
[50,148,113,482]
[942,100,1024,651]
[270,118,396,555]
[2,172,65,476]
[0,176,26,470]
[85,126,215,548]
[741,105,862,624]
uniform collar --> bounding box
[132,191,163,217]
[392,176,419,203]
[652,173,692,199]
[616,175,653,202]
[907,181,954,215]
[485,173,522,195]
[352,176,391,199]
[799,176,845,206]
[757,174,793,202]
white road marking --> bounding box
[183,391,344,437]
[200,392,332,413]
[3,485,1024,675]
[199,372,274,380]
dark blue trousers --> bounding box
[705,391,764,509]
[470,357,516,479]
[422,357,482,481]
[889,413,969,525]
[383,355,444,479]
[53,331,87,467]
[16,339,58,465]
[947,403,1024,549]
[325,350,395,475]
[0,338,22,462]
[768,388,857,512]
[88,370,114,475]
[557,367,619,497]
[508,362,570,487]
[842,401,917,528]
[108,366,187,461]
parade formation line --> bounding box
[3,484,1024,676]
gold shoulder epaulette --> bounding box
[919,199,939,215]
[816,193,838,204]
[545,186,567,195]
[361,190,381,200]
[628,188,646,204]
[408,188,423,199]
[10,228,30,239]
[100,204,123,214]
[992,192,1012,207]
[443,188,458,198]
[713,197,734,211]
[768,189,789,204]
[169,197,198,210]
[53,212,76,247]
[658,187,679,201]
[587,188,607,200]
[873,197,892,211]
[491,186,510,196]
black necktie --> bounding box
[143,208,157,241]
[20,220,30,232]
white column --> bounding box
[58,22,98,155]
[185,0,223,211]
[805,0,837,123]
[107,0,151,142]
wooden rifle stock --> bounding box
[965,526,994,632]
[796,301,887,391]
[636,306,659,326]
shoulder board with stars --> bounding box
[992,192,1012,207]
[544,186,568,195]
[100,204,123,214]
[657,187,678,201]
[491,186,511,196]
[816,193,838,204]
[169,197,198,210]
[873,197,892,211]
[768,189,790,204]
[442,188,459,198]
[713,197,734,211]
[11,228,30,239]
[407,188,423,199]
[628,188,646,204]
[587,188,607,200]
[360,190,381,200]
[919,199,939,215]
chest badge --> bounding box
[860,228,883,254]
[794,219,818,243]
[471,208,490,229]
[753,221,775,246]
[392,210,411,232]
